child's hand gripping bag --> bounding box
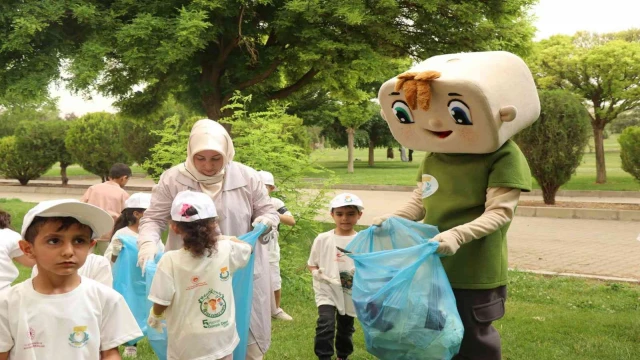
[111,235,147,346]
[232,224,269,360]
[345,218,464,360]
[145,256,168,360]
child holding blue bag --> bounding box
[106,192,162,358]
[106,193,164,265]
[307,193,364,360]
[147,190,252,360]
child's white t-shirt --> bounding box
[105,227,165,262]
[31,254,113,288]
[0,277,142,359]
[265,197,292,264]
[0,228,23,291]
[148,237,252,360]
[307,230,357,317]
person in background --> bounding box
[257,170,296,321]
[307,193,364,360]
[0,210,35,293]
[148,190,252,360]
[137,119,279,360]
[81,163,132,255]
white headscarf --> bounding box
[179,119,235,199]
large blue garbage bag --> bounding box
[111,235,148,346]
[145,258,167,360]
[345,218,464,360]
[232,224,268,360]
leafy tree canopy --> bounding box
[0,0,536,120]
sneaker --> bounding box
[123,346,137,358]
[271,309,293,321]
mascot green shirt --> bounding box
[418,140,531,288]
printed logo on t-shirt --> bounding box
[187,275,208,290]
[219,267,230,281]
[421,174,439,198]
[68,326,90,348]
[340,269,354,295]
[23,327,44,350]
[199,289,228,328]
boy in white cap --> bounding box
[147,190,252,360]
[0,199,143,360]
[257,170,296,321]
[307,193,364,360]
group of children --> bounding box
[0,162,366,360]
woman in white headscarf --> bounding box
[137,119,279,359]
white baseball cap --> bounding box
[171,190,218,222]
[21,199,114,239]
[329,193,364,211]
[257,170,278,191]
[125,193,152,209]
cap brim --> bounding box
[37,202,114,239]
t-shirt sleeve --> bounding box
[100,291,143,350]
[307,235,322,267]
[488,141,532,192]
[92,257,113,288]
[6,230,23,258]
[228,240,252,273]
[0,291,13,352]
[80,187,92,203]
[272,198,292,216]
[148,257,175,306]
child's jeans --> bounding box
[314,305,355,360]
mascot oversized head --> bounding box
[378,51,540,154]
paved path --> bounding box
[1,186,638,280]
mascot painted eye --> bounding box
[447,100,472,125]
[392,101,414,124]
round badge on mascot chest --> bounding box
[421,174,439,198]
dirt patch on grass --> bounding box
[519,201,640,211]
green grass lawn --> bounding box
[4,199,640,359]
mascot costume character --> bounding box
[374,51,540,360]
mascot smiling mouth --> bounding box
[429,130,453,139]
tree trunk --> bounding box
[101,175,106,183]
[347,128,355,174]
[387,147,394,159]
[593,126,607,184]
[60,163,69,186]
[202,98,233,134]
[399,147,408,162]
[368,140,375,167]
[19,178,28,186]
[541,184,560,205]
[408,149,414,162]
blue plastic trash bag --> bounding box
[345,218,464,360]
[145,257,168,360]
[111,235,147,346]
[232,224,268,360]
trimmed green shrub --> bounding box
[619,126,640,181]
[515,90,591,204]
